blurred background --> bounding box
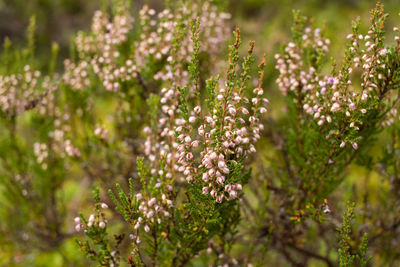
[0,0,399,266]
[1,0,399,62]
[1,0,399,107]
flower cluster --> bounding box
[0,60,80,169]
[382,106,400,127]
[133,190,173,235]
[33,106,80,169]
[74,202,109,232]
[64,4,134,91]
[275,27,329,96]
[33,142,49,169]
[64,2,230,92]
[143,27,268,204]
[176,71,268,202]
[136,3,230,83]
[275,4,396,149]
[0,65,42,117]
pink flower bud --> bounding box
[192,140,200,147]
[351,142,358,150]
[202,187,209,194]
[229,190,238,199]
[186,152,193,160]
[210,152,217,160]
[208,168,215,176]
[147,210,155,218]
[331,103,340,112]
[217,176,225,185]
[221,167,230,174]
[223,141,230,148]
[148,198,156,206]
[218,160,227,169]
[134,222,140,230]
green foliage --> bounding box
[338,203,371,267]
[357,233,372,267]
[338,202,356,267]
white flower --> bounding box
[351,142,358,150]
[330,102,340,112]
[229,190,237,199]
[202,187,209,194]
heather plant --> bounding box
[238,2,400,266]
[61,0,231,189]
[76,14,268,265]
[1,1,400,266]
[0,0,232,264]
[0,17,76,253]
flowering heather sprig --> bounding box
[0,65,44,117]
[78,6,267,263]
[137,3,230,82]
[109,168,174,239]
[76,188,124,267]
[64,3,134,91]
[63,2,230,92]
[0,18,41,118]
[275,2,399,150]
[74,5,233,255]
[0,22,84,251]
[142,25,268,203]
[32,78,81,168]
[247,5,400,265]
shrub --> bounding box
[1,0,400,266]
